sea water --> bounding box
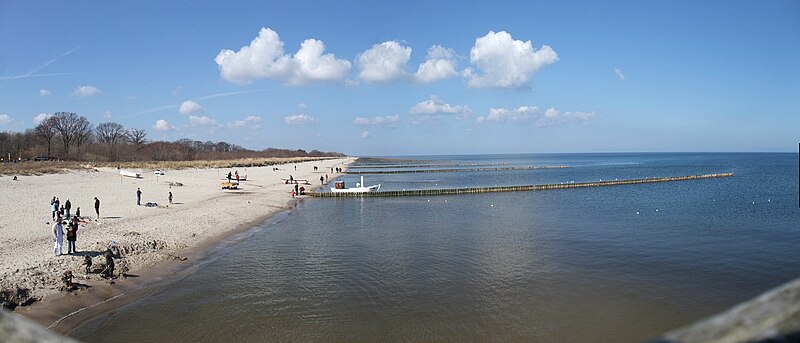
[71,153,800,342]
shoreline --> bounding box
[2,157,356,330]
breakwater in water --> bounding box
[308,173,734,197]
[345,165,569,175]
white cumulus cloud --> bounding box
[215,27,351,85]
[360,131,371,139]
[353,114,400,126]
[414,45,458,83]
[103,111,113,119]
[73,85,102,97]
[476,106,595,126]
[179,100,203,114]
[476,106,539,124]
[614,68,626,80]
[284,114,316,125]
[228,115,263,128]
[189,115,217,126]
[153,119,175,131]
[409,95,469,117]
[0,114,12,125]
[357,41,411,83]
[463,31,558,89]
[33,113,52,124]
[40,89,51,96]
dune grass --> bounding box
[0,156,342,176]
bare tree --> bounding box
[51,112,85,157]
[95,122,127,144]
[34,116,57,157]
[74,117,93,158]
[127,128,148,146]
[95,122,127,161]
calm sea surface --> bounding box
[72,153,800,342]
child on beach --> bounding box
[83,256,92,274]
[102,250,115,278]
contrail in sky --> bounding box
[0,46,81,80]
[123,89,272,118]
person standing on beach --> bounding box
[320,175,324,185]
[294,184,299,195]
[75,207,81,219]
[227,171,232,182]
[136,188,142,206]
[66,217,78,254]
[52,220,64,256]
[94,197,100,220]
[168,191,173,204]
[64,199,71,219]
[51,196,57,220]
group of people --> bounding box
[226,170,241,182]
[330,167,343,173]
[50,196,101,256]
[50,197,76,221]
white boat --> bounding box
[281,178,309,184]
[331,176,380,193]
[120,170,142,178]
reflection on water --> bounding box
[72,153,800,342]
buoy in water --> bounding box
[636,211,640,215]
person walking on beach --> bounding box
[168,191,173,205]
[102,250,115,278]
[64,199,71,219]
[75,207,81,219]
[66,217,78,254]
[227,171,232,182]
[51,196,57,220]
[94,197,100,220]
[320,175,324,185]
[52,220,64,256]
[136,188,142,206]
[235,170,239,182]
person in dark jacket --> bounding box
[64,199,71,219]
[102,250,115,278]
[94,197,100,220]
[66,217,78,254]
[136,188,142,206]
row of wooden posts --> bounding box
[307,173,734,198]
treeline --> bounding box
[0,112,345,162]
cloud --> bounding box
[476,106,539,124]
[463,31,558,89]
[614,68,626,80]
[357,40,411,83]
[215,27,351,85]
[476,106,595,126]
[40,89,51,96]
[298,102,307,109]
[414,45,458,83]
[409,95,469,118]
[127,95,138,101]
[73,85,102,97]
[0,114,12,125]
[189,115,218,126]
[353,114,400,126]
[103,110,113,119]
[153,119,175,131]
[33,113,52,124]
[284,114,316,125]
[179,100,203,114]
[360,131,371,139]
[228,115,263,128]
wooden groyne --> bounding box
[308,185,534,197]
[348,163,508,169]
[345,166,569,175]
[307,173,733,197]
[533,173,734,190]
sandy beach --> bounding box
[0,157,355,310]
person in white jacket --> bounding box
[52,221,64,256]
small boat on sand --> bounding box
[120,170,142,178]
[281,178,309,185]
[331,176,380,193]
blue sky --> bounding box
[1,1,798,155]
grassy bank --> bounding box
[0,156,342,176]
